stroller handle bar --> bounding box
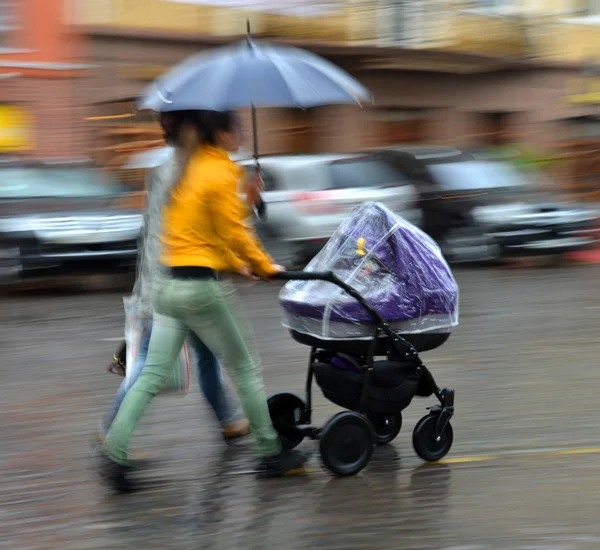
[272,270,335,282]
[272,270,386,327]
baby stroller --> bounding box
[269,202,458,477]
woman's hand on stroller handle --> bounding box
[239,264,259,280]
[261,264,286,283]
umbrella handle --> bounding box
[251,104,260,174]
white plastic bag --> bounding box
[123,297,190,396]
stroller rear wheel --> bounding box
[319,412,374,476]
[368,412,402,445]
[267,392,307,450]
[412,414,454,462]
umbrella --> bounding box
[138,28,372,166]
[138,38,371,111]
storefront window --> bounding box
[462,0,514,16]
[468,0,505,8]
[0,104,33,153]
[0,1,17,49]
[569,117,600,140]
[371,109,426,146]
[376,0,425,45]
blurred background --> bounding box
[1,0,600,286]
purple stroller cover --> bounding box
[279,202,459,340]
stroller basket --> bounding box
[313,358,425,415]
[289,330,451,356]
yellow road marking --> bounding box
[438,446,600,465]
[289,446,600,474]
[439,455,499,464]
[284,467,314,475]
[296,446,600,473]
[232,446,600,477]
[546,447,600,457]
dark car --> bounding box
[0,161,143,283]
[372,146,599,263]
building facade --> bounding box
[75,0,600,186]
[0,0,94,159]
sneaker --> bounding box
[93,449,135,493]
[222,418,250,441]
[96,420,109,442]
[91,429,157,469]
[256,449,309,478]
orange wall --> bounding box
[3,0,86,67]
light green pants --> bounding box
[104,277,282,464]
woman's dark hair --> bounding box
[159,111,184,146]
[193,110,239,146]
[160,110,239,147]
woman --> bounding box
[98,110,307,492]
[99,111,251,443]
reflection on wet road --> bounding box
[3,266,600,549]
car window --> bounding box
[329,157,407,189]
[0,167,124,199]
[243,166,279,192]
[427,161,531,192]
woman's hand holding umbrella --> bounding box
[245,170,264,208]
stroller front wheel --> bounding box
[319,412,374,476]
[267,392,307,450]
[412,414,454,462]
[368,412,402,445]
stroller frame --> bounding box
[269,271,456,476]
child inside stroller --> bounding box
[270,202,459,476]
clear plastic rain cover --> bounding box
[279,202,459,340]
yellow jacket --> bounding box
[159,145,275,277]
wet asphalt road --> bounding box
[3,265,600,550]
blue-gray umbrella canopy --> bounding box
[138,39,372,112]
[138,34,372,165]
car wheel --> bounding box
[442,227,500,264]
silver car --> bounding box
[0,162,143,283]
[239,154,421,264]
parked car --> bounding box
[372,146,599,263]
[238,154,421,263]
[0,161,143,283]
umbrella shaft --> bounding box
[251,105,260,172]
